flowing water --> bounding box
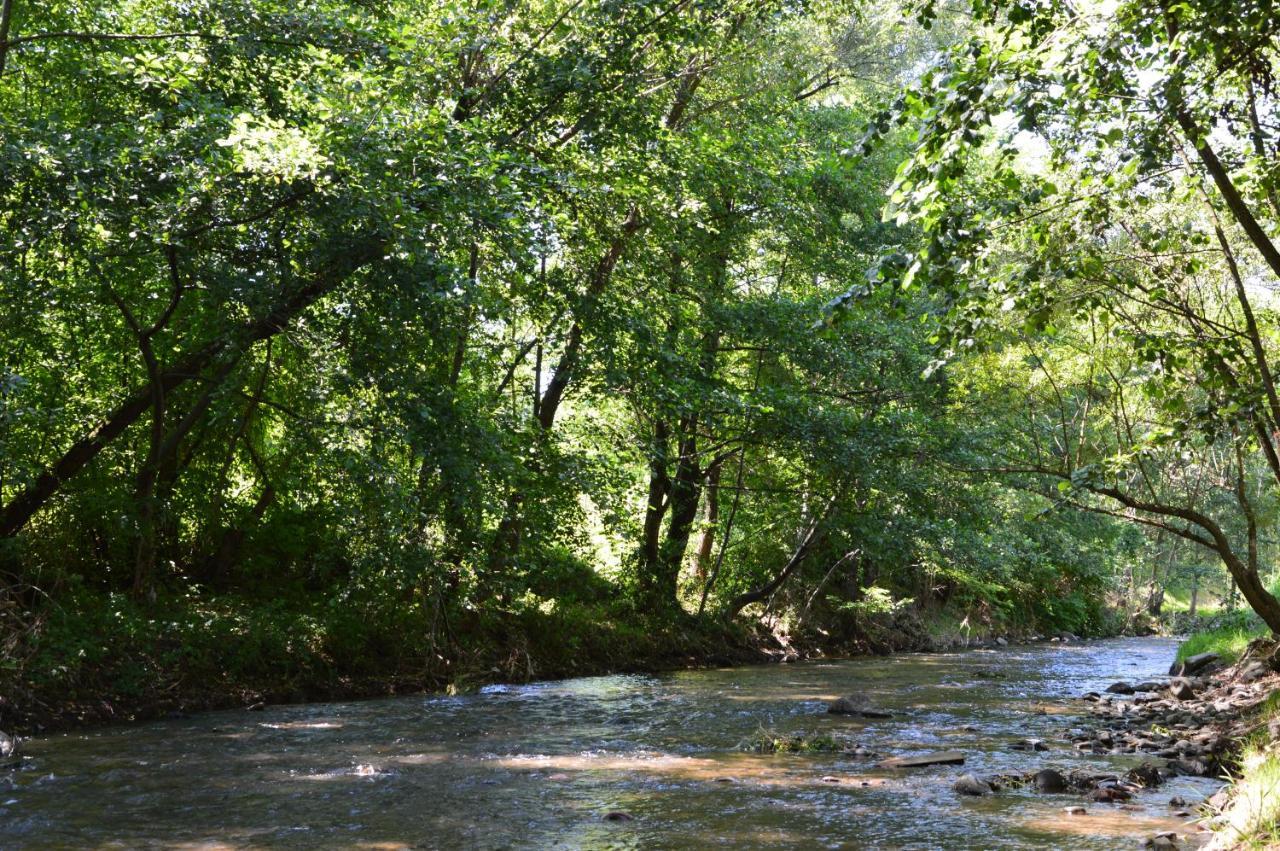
[0,636,1222,849]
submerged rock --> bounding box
[1089,786,1132,803]
[952,773,993,796]
[826,696,892,718]
[879,751,966,769]
[603,811,634,822]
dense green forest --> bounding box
[3,0,1280,731]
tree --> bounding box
[852,0,1280,631]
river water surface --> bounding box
[1,636,1221,849]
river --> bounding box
[0,636,1221,849]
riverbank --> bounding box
[1,586,1098,736]
[1187,640,1280,850]
[1074,634,1280,849]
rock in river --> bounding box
[1033,768,1067,793]
[1105,682,1136,695]
[1010,738,1048,752]
[1168,678,1196,701]
[953,773,993,796]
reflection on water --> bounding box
[1,637,1219,849]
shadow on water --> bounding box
[0,637,1221,849]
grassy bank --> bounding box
[1175,611,1270,665]
[1209,692,1280,850]
[1167,621,1280,850]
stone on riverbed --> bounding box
[879,751,966,769]
[1010,738,1048,752]
[1063,805,1087,816]
[952,773,993,796]
[1089,785,1132,802]
[1126,763,1163,788]
[826,696,892,718]
[1032,768,1067,793]
[1168,679,1196,701]
[1106,682,1136,695]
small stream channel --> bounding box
[0,636,1222,849]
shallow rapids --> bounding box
[0,636,1221,848]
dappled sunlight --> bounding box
[491,750,896,790]
[257,720,343,731]
[1022,808,1205,841]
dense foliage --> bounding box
[844,0,1280,630]
[7,0,1274,726]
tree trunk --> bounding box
[694,461,721,582]
[724,495,837,619]
[0,239,382,539]
[649,417,701,608]
[639,419,671,573]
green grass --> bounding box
[1175,620,1268,664]
[1159,589,1222,616]
[1212,693,1280,848]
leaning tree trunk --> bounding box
[0,240,382,539]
